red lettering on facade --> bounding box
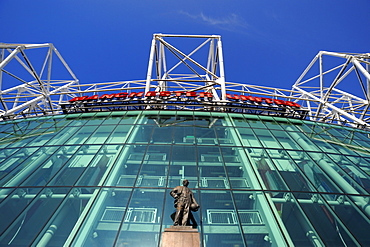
[186,91,197,97]
[86,95,99,101]
[252,97,263,103]
[174,91,185,97]
[69,96,89,102]
[285,101,301,108]
[145,91,157,97]
[159,91,171,97]
[273,99,286,105]
[99,94,116,100]
[226,94,240,100]
[68,91,301,109]
[262,98,273,104]
[114,93,128,99]
[199,92,213,99]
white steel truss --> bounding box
[0,43,79,119]
[145,34,226,101]
[1,36,369,130]
[290,51,370,128]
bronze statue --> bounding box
[170,179,200,226]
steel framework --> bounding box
[1,35,370,130]
[290,51,370,128]
[0,43,79,119]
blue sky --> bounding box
[1,0,370,93]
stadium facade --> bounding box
[0,35,369,247]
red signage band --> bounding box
[68,91,301,108]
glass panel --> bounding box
[21,146,80,187]
[245,116,268,129]
[115,189,165,247]
[85,125,116,144]
[65,125,98,145]
[0,187,43,235]
[110,145,147,187]
[32,187,96,247]
[222,147,261,190]
[45,126,82,146]
[236,128,262,147]
[287,151,343,195]
[198,146,228,189]
[120,111,141,125]
[0,188,70,246]
[248,149,288,191]
[195,126,217,145]
[101,112,126,125]
[106,124,132,144]
[267,150,314,192]
[76,145,122,186]
[173,125,195,144]
[130,125,153,144]
[253,129,282,149]
[326,153,370,193]
[135,145,170,188]
[270,192,325,246]
[48,145,100,186]
[168,145,198,188]
[72,188,132,247]
[231,115,250,128]
[259,116,283,130]
[0,147,42,186]
[151,125,173,144]
[293,192,360,246]
[321,194,370,245]
[270,130,302,150]
[234,191,286,246]
[200,190,246,247]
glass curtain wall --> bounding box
[0,111,369,246]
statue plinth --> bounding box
[161,226,200,247]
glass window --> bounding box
[0,188,70,246]
[45,126,83,146]
[198,146,228,189]
[253,129,282,149]
[292,192,361,246]
[109,145,147,187]
[0,147,41,186]
[71,188,132,247]
[270,129,302,150]
[168,145,198,188]
[106,124,132,144]
[249,149,289,191]
[76,145,122,186]
[135,145,170,188]
[200,190,246,247]
[47,145,101,186]
[115,189,165,247]
[267,150,315,192]
[20,146,80,187]
[222,147,261,190]
[235,128,262,147]
[85,125,116,144]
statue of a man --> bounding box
[170,179,200,226]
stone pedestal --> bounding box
[161,226,200,247]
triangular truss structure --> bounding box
[290,51,370,128]
[0,43,79,119]
[1,36,369,130]
[145,34,226,101]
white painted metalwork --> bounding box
[0,43,79,119]
[1,36,369,130]
[145,34,226,100]
[290,51,370,128]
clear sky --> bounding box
[1,0,370,93]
